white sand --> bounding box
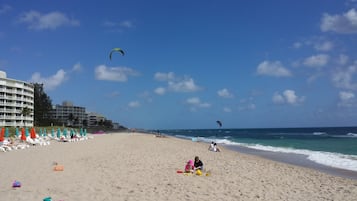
[1,133,356,201]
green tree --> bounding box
[33,83,53,126]
[21,106,31,127]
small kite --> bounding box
[216,120,222,128]
[109,48,125,60]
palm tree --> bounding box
[21,107,31,127]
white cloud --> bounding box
[303,54,329,67]
[338,91,356,107]
[30,69,67,91]
[332,64,357,90]
[217,88,234,98]
[292,42,302,49]
[257,60,292,77]
[338,54,349,65]
[154,72,201,93]
[0,4,11,14]
[103,20,134,28]
[168,78,200,92]
[314,41,333,51]
[273,90,305,105]
[18,10,80,30]
[128,101,140,108]
[223,107,232,112]
[321,8,357,33]
[154,72,175,81]
[340,91,355,100]
[154,87,166,95]
[293,38,333,52]
[238,103,256,111]
[120,20,134,28]
[186,97,211,108]
[95,65,139,82]
[72,62,82,72]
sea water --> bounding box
[159,127,357,173]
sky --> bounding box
[1,0,357,129]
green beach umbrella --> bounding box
[5,127,9,138]
[39,128,43,137]
[15,127,19,137]
[57,128,61,138]
[44,128,47,137]
[51,128,55,138]
[25,128,29,137]
[63,128,67,137]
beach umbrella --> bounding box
[39,128,43,137]
[63,128,67,137]
[80,128,83,136]
[25,128,29,137]
[5,127,9,138]
[84,129,87,136]
[21,128,26,141]
[57,128,61,138]
[30,127,36,139]
[44,128,47,137]
[15,127,19,137]
[0,128,4,142]
[51,128,55,138]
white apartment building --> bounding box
[0,71,34,127]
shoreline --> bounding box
[171,134,357,180]
[1,132,356,200]
[223,144,357,180]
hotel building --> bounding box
[0,71,34,127]
[50,101,87,127]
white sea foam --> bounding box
[346,133,357,137]
[240,143,357,171]
[212,138,357,172]
[313,132,327,135]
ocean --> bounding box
[158,127,357,178]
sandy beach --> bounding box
[1,132,357,201]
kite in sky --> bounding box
[216,120,222,128]
[109,48,125,60]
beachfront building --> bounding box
[0,71,34,127]
[49,101,87,127]
[87,112,106,127]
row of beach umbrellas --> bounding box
[0,128,87,142]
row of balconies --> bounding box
[0,116,33,120]
[0,102,34,108]
[0,95,34,102]
[0,108,24,113]
[0,88,33,95]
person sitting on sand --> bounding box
[194,156,204,170]
[213,143,221,152]
[208,141,214,151]
[185,160,194,173]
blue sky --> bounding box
[1,0,357,129]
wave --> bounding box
[347,133,357,137]
[174,134,357,172]
[232,142,357,172]
[313,132,327,135]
